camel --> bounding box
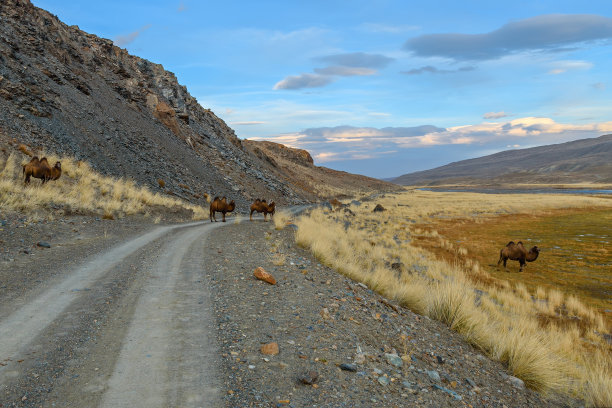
[23,157,62,184]
[249,199,275,221]
[210,196,235,222]
[497,241,540,272]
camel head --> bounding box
[228,200,236,211]
[527,246,540,262]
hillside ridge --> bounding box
[0,0,391,209]
[392,134,612,186]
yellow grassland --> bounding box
[0,153,208,219]
[293,190,612,406]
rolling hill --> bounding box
[392,134,612,186]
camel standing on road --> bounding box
[209,196,235,222]
[249,199,275,221]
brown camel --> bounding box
[23,157,62,184]
[209,196,235,222]
[497,241,540,272]
[249,199,275,221]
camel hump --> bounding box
[506,241,515,247]
[213,196,219,201]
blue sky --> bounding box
[32,1,612,178]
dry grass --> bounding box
[294,191,612,404]
[0,152,208,220]
[273,210,292,230]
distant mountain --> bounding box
[391,134,612,186]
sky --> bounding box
[31,0,612,179]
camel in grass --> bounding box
[23,157,62,184]
[498,241,540,272]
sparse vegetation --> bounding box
[294,190,612,404]
[273,210,292,230]
[0,152,208,220]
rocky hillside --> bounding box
[392,134,612,186]
[0,0,390,210]
[243,140,398,199]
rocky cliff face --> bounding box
[0,0,310,207]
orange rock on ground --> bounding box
[254,267,276,285]
[261,342,279,355]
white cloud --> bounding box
[314,66,377,76]
[483,111,511,119]
[548,60,593,74]
[273,74,334,90]
[256,118,612,164]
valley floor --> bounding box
[0,212,575,407]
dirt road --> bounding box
[0,220,226,407]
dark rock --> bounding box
[373,204,386,212]
[339,363,357,372]
[298,371,319,385]
[37,241,51,248]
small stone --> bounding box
[254,267,276,285]
[339,363,357,372]
[298,371,319,385]
[261,342,279,355]
[426,370,440,382]
[432,384,462,401]
[436,355,445,364]
[37,241,51,248]
[320,308,331,320]
[354,353,366,364]
[385,353,403,368]
[465,378,477,387]
[378,376,390,386]
[508,375,525,389]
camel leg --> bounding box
[250,210,254,221]
[222,212,226,222]
[503,259,507,268]
[519,261,525,272]
[264,213,267,222]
